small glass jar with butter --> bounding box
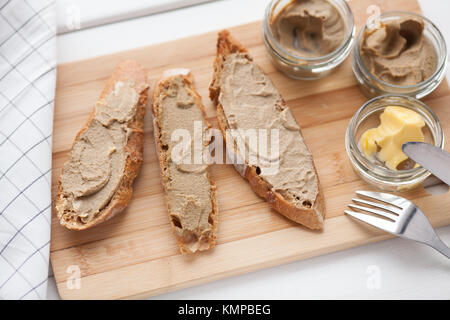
[263,0,355,80]
[345,95,444,191]
[352,11,447,99]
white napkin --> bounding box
[0,0,56,300]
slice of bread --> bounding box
[152,69,218,254]
[210,30,325,230]
[56,60,149,230]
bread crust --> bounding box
[152,69,218,254]
[56,60,149,231]
[210,30,325,230]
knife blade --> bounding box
[402,142,450,186]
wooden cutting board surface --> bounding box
[50,0,450,299]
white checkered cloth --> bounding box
[0,0,56,300]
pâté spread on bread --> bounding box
[152,70,218,254]
[360,18,438,86]
[210,31,324,230]
[270,0,346,57]
[56,60,148,230]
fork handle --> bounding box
[428,235,450,259]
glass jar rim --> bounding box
[347,94,444,180]
[263,0,355,63]
[354,10,448,90]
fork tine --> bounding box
[348,204,397,221]
[356,191,407,209]
[345,210,396,233]
[352,198,401,215]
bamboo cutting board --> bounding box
[50,0,450,299]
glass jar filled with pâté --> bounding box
[263,0,355,80]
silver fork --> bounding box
[345,191,450,258]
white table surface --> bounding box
[47,0,450,299]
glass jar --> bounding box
[345,95,444,192]
[262,0,355,80]
[351,11,448,99]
